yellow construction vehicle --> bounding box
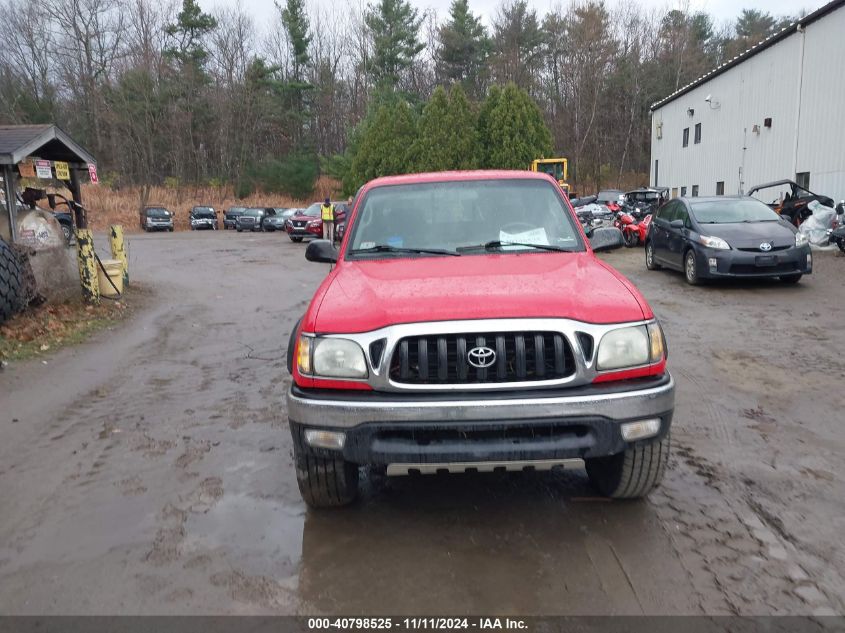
[530,158,570,193]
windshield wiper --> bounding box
[349,244,460,256]
[457,240,574,253]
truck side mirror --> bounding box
[589,227,624,252]
[306,239,338,264]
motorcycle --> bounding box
[613,205,653,247]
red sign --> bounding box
[88,163,99,184]
[35,160,52,179]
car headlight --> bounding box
[698,234,730,250]
[795,232,809,247]
[297,335,368,378]
[597,323,665,371]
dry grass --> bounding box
[81,175,341,232]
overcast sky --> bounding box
[198,0,826,33]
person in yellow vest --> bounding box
[321,197,335,242]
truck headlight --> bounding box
[698,234,730,250]
[795,232,809,247]
[597,324,661,371]
[298,335,368,378]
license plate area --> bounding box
[755,255,776,266]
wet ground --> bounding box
[1,231,844,615]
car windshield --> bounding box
[302,203,321,217]
[192,210,215,218]
[243,209,263,217]
[227,208,244,215]
[347,179,583,258]
[146,208,170,218]
[691,199,781,224]
[596,190,622,203]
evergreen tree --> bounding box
[365,0,425,89]
[278,0,311,82]
[165,0,218,71]
[409,87,451,171]
[443,84,480,170]
[437,0,490,98]
[276,0,313,147]
[490,0,543,91]
[479,83,551,169]
[349,99,418,187]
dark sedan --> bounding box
[645,196,812,285]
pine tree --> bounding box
[479,83,551,169]
[409,87,451,172]
[164,0,218,71]
[437,0,490,98]
[443,84,480,170]
[365,0,425,89]
[349,99,418,187]
[278,0,311,83]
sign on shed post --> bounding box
[54,161,70,180]
[18,161,35,178]
[88,164,99,184]
[35,160,52,179]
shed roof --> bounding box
[651,0,845,111]
[0,124,96,166]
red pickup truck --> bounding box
[287,171,674,507]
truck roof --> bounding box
[365,170,556,188]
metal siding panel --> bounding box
[796,5,845,202]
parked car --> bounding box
[264,208,290,232]
[285,203,323,241]
[224,206,245,230]
[52,211,74,243]
[286,170,672,508]
[748,179,835,227]
[190,205,218,230]
[333,202,351,243]
[236,207,274,232]
[140,206,174,232]
[645,196,812,285]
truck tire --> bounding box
[586,433,670,499]
[292,426,359,508]
[0,237,24,324]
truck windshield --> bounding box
[146,208,170,218]
[192,210,215,218]
[347,179,584,258]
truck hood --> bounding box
[311,253,648,333]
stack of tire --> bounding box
[0,237,23,324]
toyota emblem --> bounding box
[467,346,496,368]
[759,242,773,252]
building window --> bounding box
[692,185,699,197]
[796,172,810,190]
[681,186,687,196]
[654,160,659,186]
[682,128,689,147]
[694,123,701,144]
[716,181,725,195]
[671,187,678,198]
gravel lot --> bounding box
[1,231,843,615]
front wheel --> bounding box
[292,427,358,508]
[290,236,303,243]
[237,228,242,233]
[779,274,802,284]
[684,250,701,285]
[586,434,670,499]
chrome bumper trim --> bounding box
[386,458,585,476]
[287,375,674,429]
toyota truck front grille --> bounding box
[389,332,575,385]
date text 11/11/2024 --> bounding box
[307,618,528,630]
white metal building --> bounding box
[649,0,845,204]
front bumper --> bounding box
[288,374,674,465]
[286,225,321,237]
[694,244,812,278]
